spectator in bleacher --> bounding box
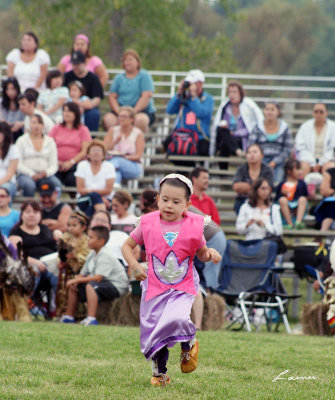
[18,92,54,135]
[236,178,282,240]
[60,225,129,326]
[104,106,144,186]
[140,189,158,214]
[295,103,335,178]
[9,200,60,314]
[57,33,108,88]
[0,77,24,141]
[37,70,69,124]
[75,140,116,217]
[165,69,214,156]
[111,190,137,227]
[313,167,335,232]
[232,144,274,215]
[211,81,263,158]
[68,81,91,123]
[0,121,19,200]
[247,101,292,183]
[39,180,72,233]
[189,167,220,226]
[16,114,61,197]
[275,159,308,230]
[49,102,92,189]
[6,32,50,92]
[0,187,19,237]
[103,49,155,133]
[64,51,104,131]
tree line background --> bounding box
[0,0,334,76]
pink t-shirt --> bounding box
[60,54,103,73]
[49,124,92,161]
[131,217,206,248]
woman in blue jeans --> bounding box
[104,106,144,185]
[16,114,62,196]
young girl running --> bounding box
[122,174,221,386]
[57,211,90,317]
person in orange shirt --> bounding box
[189,167,220,226]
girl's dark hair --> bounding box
[284,158,301,176]
[20,32,39,53]
[18,92,36,105]
[46,70,62,89]
[248,178,271,208]
[113,190,133,208]
[141,189,159,213]
[18,200,42,226]
[246,143,264,155]
[265,101,281,118]
[159,178,191,201]
[24,88,39,103]
[1,77,21,111]
[61,102,81,129]
[0,121,13,160]
[69,80,86,96]
[69,211,90,232]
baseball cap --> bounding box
[71,50,86,65]
[160,173,193,195]
[185,69,205,83]
[38,180,56,196]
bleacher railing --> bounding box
[1,65,335,109]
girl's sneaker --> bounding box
[80,317,98,326]
[295,221,305,230]
[180,339,199,373]
[150,373,171,387]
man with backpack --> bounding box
[165,69,214,158]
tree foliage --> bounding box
[232,0,327,75]
[14,0,236,72]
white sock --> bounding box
[63,315,74,320]
[86,316,96,322]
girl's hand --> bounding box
[246,218,255,227]
[256,219,265,227]
[207,248,222,264]
[133,265,147,281]
[66,279,78,289]
[35,260,47,273]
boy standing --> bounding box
[60,226,129,325]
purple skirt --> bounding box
[140,267,199,360]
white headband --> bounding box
[160,173,193,195]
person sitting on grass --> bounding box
[275,159,308,230]
[60,225,129,326]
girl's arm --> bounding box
[197,245,222,264]
[0,158,19,185]
[45,97,67,115]
[95,64,108,88]
[122,237,147,281]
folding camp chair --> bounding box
[218,239,299,334]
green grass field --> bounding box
[0,321,333,400]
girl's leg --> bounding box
[296,196,307,223]
[279,197,293,226]
[152,346,169,375]
[192,290,204,330]
[321,218,334,231]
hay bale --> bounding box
[301,303,330,336]
[96,293,141,326]
[191,294,226,331]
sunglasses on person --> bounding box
[314,109,325,114]
[0,194,9,198]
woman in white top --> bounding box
[6,32,50,92]
[236,178,282,241]
[16,114,61,197]
[0,121,19,199]
[111,189,137,226]
[104,106,144,185]
[75,140,116,217]
[295,103,335,177]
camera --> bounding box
[179,80,191,100]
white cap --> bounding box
[160,173,193,195]
[185,69,205,83]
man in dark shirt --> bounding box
[38,180,71,232]
[64,51,104,131]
